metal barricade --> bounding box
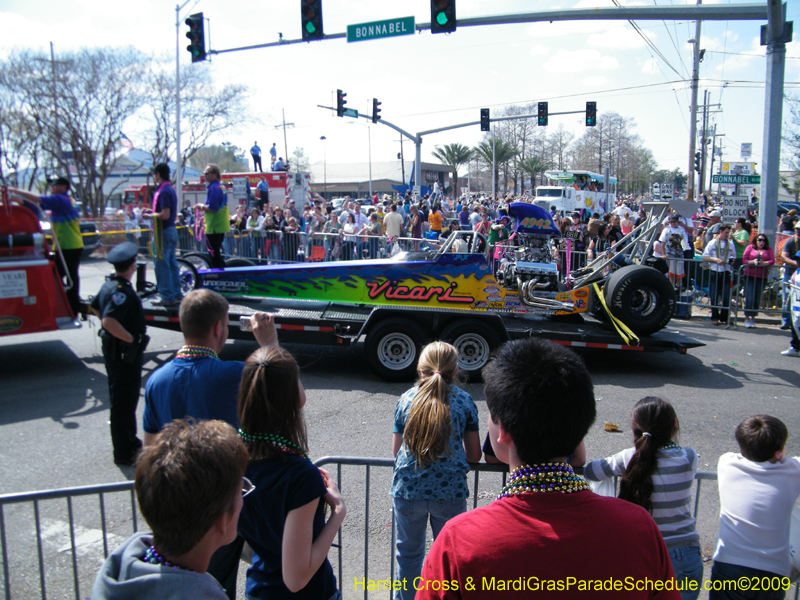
[0,482,139,600]
[5,459,779,600]
[730,263,787,327]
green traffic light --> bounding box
[306,22,316,33]
[436,12,448,25]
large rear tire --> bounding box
[602,265,675,336]
[182,251,212,270]
[440,320,501,381]
[225,258,256,267]
[364,318,428,381]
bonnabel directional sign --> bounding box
[347,16,415,43]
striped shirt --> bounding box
[584,446,700,549]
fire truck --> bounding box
[123,171,312,211]
[0,185,80,337]
[205,171,313,207]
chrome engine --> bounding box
[495,234,574,312]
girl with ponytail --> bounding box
[390,342,481,600]
[584,397,702,600]
[237,346,347,599]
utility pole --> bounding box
[50,43,59,176]
[687,0,702,201]
[275,109,295,165]
[699,89,709,198]
[395,137,406,185]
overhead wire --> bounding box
[611,0,683,78]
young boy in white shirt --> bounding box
[710,415,800,599]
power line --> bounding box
[611,0,683,78]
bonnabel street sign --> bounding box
[343,108,359,118]
[712,174,761,185]
[347,17,415,43]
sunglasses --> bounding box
[757,238,767,242]
[242,477,256,498]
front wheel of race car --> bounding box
[441,320,502,381]
[602,265,675,337]
[364,318,429,381]
[176,258,201,294]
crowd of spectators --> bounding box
[92,313,800,599]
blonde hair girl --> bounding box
[389,341,481,600]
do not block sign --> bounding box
[721,196,749,224]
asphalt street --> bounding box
[1,256,799,598]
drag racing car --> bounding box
[149,201,689,380]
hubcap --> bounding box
[452,333,490,370]
[377,333,416,371]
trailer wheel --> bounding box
[365,319,428,381]
[441,321,501,381]
[225,258,256,267]
[176,258,200,294]
[603,265,675,336]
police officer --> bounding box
[90,242,148,466]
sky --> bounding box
[2,0,800,183]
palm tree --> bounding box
[474,138,517,194]
[518,155,550,191]
[431,143,474,196]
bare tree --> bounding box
[783,95,800,172]
[1,48,148,214]
[189,143,247,173]
[0,62,47,189]
[545,125,575,172]
[140,57,252,176]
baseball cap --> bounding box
[710,210,722,218]
[794,222,800,230]
[48,176,71,191]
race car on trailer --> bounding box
[144,201,702,380]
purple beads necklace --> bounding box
[498,462,590,499]
[142,545,194,572]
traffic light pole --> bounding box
[175,0,193,209]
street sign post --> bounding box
[712,174,761,185]
[347,17,415,43]
[721,196,749,224]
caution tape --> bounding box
[592,282,640,347]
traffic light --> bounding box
[372,98,382,124]
[336,89,347,117]
[301,0,324,41]
[537,102,548,127]
[431,0,456,34]
[480,108,490,132]
[694,152,701,174]
[185,13,206,63]
[586,101,597,127]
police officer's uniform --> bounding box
[90,243,148,466]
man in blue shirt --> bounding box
[143,289,277,600]
[269,142,277,167]
[272,157,286,172]
[143,163,181,306]
[250,142,262,172]
[8,176,84,316]
[195,164,228,269]
[256,176,270,210]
